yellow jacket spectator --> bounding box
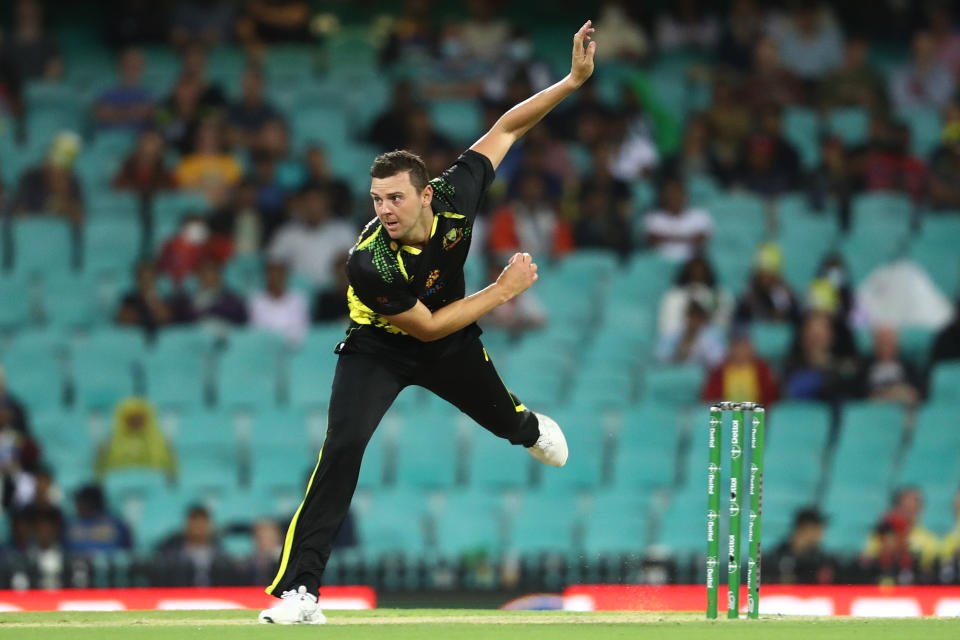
[96,397,176,480]
[863,488,940,574]
[174,119,242,201]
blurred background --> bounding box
[0,0,959,606]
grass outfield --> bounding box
[0,609,957,639]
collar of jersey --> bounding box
[396,214,438,256]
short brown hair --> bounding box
[370,150,429,193]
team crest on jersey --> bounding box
[425,269,440,289]
[442,227,463,251]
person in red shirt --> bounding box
[157,214,232,284]
[702,329,779,406]
[487,170,573,261]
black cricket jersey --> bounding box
[342,150,495,359]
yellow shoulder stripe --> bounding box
[356,225,381,251]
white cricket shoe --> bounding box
[258,586,327,625]
[526,412,569,467]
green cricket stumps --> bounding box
[727,404,744,619]
[747,407,766,620]
[706,406,722,619]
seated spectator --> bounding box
[927,102,960,210]
[175,257,247,326]
[551,79,612,147]
[734,244,800,325]
[738,37,806,112]
[0,364,31,434]
[932,4,960,74]
[480,28,552,106]
[659,255,733,336]
[480,261,547,336]
[175,118,243,202]
[702,329,778,406]
[244,518,282,585]
[111,129,177,197]
[941,488,960,576]
[65,484,133,554]
[488,171,573,262]
[23,504,66,589]
[93,47,154,133]
[247,151,287,221]
[654,0,720,52]
[856,326,923,404]
[804,272,861,362]
[705,76,752,185]
[5,0,62,81]
[862,488,940,583]
[889,31,955,114]
[19,464,57,511]
[177,42,228,111]
[11,131,84,224]
[715,0,765,72]
[156,504,227,586]
[805,136,856,231]
[582,141,633,214]
[377,0,438,69]
[255,118,302,190]
[607,99,660,182]
[268,184,356,290]
[95,397,176,481]
[249,261,309,346]
[154,74,207,155]
[859,259,954,329]
[0,405,42,510]
[930,298,960,365]
[235,0,312,55]
[817,36,887,112]
[312,255,349,324]
[169,1,237,49]
[858,121,927,203]
[0,44,25,126]
[157,214,232,285]
[366,80,417,152]
[593,1,648,62]
[734,106,802,198]
[765,507,836,584]
[115,261,179,333]
[399,106,455,161]
[660,113,724,182]
[769,4,842,81]
[301,145,352,216]
[644,176,713,261]
[208,180,267,254]
[573,186,633,258]
[655,300,726,369]
[782,311,855,402]
[226,66,281,150]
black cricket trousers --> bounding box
[266,328,540,596]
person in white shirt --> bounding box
[267,184,357,290]
[249,261,309,346]
[643,176,714,261]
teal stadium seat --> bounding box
[656,484,708,556]
[393,414,459,488]
[506,490,580,555]
[467,427,532,488]
[1,333,64,410]
[615,403,682,489]
[214,329,284,409]
[910,216,960,296]
[827,107,869,146]
[40,274,100,330]
[901,107,942,158]
[82,218,142,276]
[143,334,210,411]
[930,361,960,403]
[355,489,428,557]
[830,403,904,489]
[12,217,74,277]
[70,329,144,410]
[640,364,704,407]
[0,278,32,330]
[898,404,960,491]
[582,492,650,557]
[782,107,820,168]
[434,490,504,558]
[429,100,483,144]
[750,322,793,366]
[822,484,888,554]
